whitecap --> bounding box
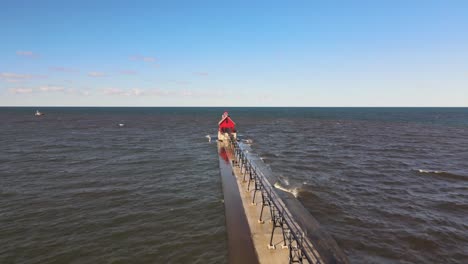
[274,182,299,198]
[418,169,443,174]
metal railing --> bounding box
[229,136,323,264]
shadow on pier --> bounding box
[218,146,259,264]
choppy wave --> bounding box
[416,169,467,181]
[418,169,444,174]
[242,138,254,145]
[278,174,290,185]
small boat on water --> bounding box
[218,111,236,142]
[35,110,44,116]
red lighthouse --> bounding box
[218,111,237,141]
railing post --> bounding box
[258,189,268,224]
[268,207,277,249]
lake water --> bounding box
[1,107,467,263]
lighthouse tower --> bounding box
[218,112,237,141]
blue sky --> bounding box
[1,0,467,106]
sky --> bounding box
[1,0,467,106]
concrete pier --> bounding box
[219,144,290,263]
[230,153,294,263]
[217,138,349,264]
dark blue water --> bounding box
[1,107,467,263]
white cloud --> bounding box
[99,87,217,98]
[171,80,190,85]
[8,88,34,94]
[129,55,157,63]
[39,85,65,92]
[194,72,209,76]
[130,88,143,96]
[50,67,79,72]
[66,88,91,96]
[0,72,47,84]
[4,79,22,83]
[102,87,159,96]
[6,85,93,96]
[102,88,127,96]
[0,72,34,80]
[120,70,137,75]
[180,90,193,96]
[16,50,39,58]
[143,57,155,62]
[88,71,106,77]
[102,88,144,96]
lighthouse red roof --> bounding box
[218,112,236,132]
[218,112,236,125]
